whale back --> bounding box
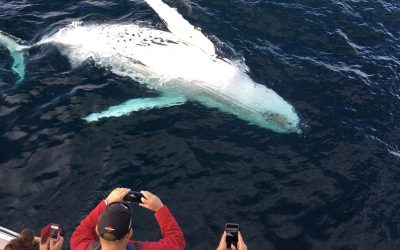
[43,23,236,85]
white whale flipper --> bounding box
[83,94,187,122]
[143,0,216,56]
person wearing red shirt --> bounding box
[70,188,185,250]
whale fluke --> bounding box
[0,32,29,83]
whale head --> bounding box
[192,73,301,133]
[236,76,300,133]
[261,109,300,133]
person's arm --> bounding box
[70,200,107,250]
[139,191,185,250]
[70,188,131,250]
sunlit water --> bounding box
[0,0,400,249]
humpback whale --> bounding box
[0,0,301,133]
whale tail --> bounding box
[0,31,29,83]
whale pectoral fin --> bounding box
[143,0,216,56]
[83,95,187,122]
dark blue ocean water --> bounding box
[1,0,400,249]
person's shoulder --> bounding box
[4,238,23,250]
[130,240,144,250]
[4,245,13,250]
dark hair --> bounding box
[4,229,37,250]
[20,229,35,244]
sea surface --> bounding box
[1,0,400,249]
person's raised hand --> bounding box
[216,231,247,250]
[139,191,164,212]
[232,232,247,250]
[39,238,49,250]
[106,188,131,204]
[50,236,64,250]
[216,231,227,250]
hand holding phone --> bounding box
[217,226,247,250]
[225,223,239,248]
[41,223,61,245]
[138,191,164,212]
[49,224,61,241]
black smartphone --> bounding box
[123,191,144,203]
[225,223,239,248]
[49,224,61,240]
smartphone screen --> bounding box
[225,223,239,248]
[123,191,143,203]
[50,225,60,240]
